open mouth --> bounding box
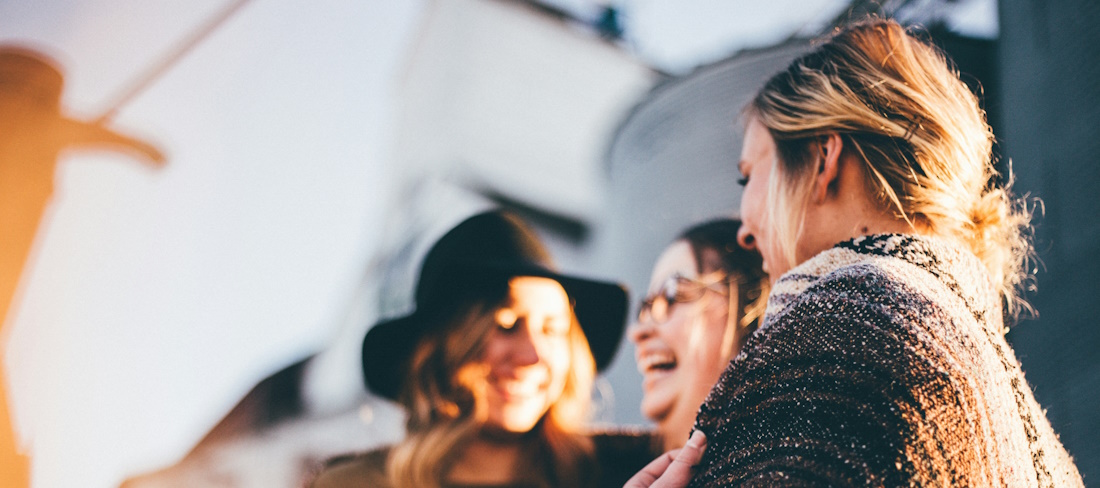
[637,351,678,374]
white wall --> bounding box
[0,1,423,486]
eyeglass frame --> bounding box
[636,271,732,325]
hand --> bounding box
[624,430,707,488]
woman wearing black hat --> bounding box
[309,210,657,488]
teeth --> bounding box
[636,352,677,373]
[494,378,542,396]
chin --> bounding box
[490,408,547,433]
[492,420,540,434]
[639,396,670,425]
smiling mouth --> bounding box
[492,378,544,399]
[636,351,677,374]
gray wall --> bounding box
[579,41,812,428]
[999,0,1100,482]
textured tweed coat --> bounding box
[690,234,1082,487]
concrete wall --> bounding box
[588,41,812,427]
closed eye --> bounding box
[543,318,570,337]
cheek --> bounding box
[674,305,732,376]
[658,313,694,353]
[742,181,766,225]
[481,337,507,369]
[700,321,732,375]
[665,313,710,365]
[543,340,573,385]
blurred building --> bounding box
[998,0,1100,481]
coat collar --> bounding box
[765,233,998,329]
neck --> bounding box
[800,208,921,263]
[446,433,528,485]
[658,411,697,452]
[799,154,931,263]
[657,373,722,452]
[841,213,921,241]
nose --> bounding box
[737,226,756,251]
[628,316,656,344]
[510,327,541,367]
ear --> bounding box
[811,133,843,203]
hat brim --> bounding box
[361,313,425,401]
[361,268,628,401]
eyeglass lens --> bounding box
[637,276,680,323]
[637,273,728,324]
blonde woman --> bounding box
[632,18,1083,487]
[309,210,656,488]
[629,219,767,453]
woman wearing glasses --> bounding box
[628,219,768,453]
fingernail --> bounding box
[687,430,706,448]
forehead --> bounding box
[649,241,698,289]
[740,117,776,165]
[505,276,569,308]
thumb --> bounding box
[668,430,707,473]
[650,430,707,488]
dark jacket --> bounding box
[307,429,658,487]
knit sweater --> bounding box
[690,234,1082,487]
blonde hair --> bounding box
[387,287,596,488]
[746,18,1034,317]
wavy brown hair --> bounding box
[386,277,596,488]
[746,18,1034,317]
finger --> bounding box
[671,430,707,468]
[623,448,681,488]
[652,430,707,488]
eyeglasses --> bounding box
[636,272,729,324]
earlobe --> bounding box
[812,134,843,203]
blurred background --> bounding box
[0,0,1096,486]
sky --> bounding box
[0,0,996,486]
[543,0,996,72]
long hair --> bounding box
[386,275,596,488]
[746,18,1034,318]
[680,218,770,356]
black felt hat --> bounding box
[361,210,629,400]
